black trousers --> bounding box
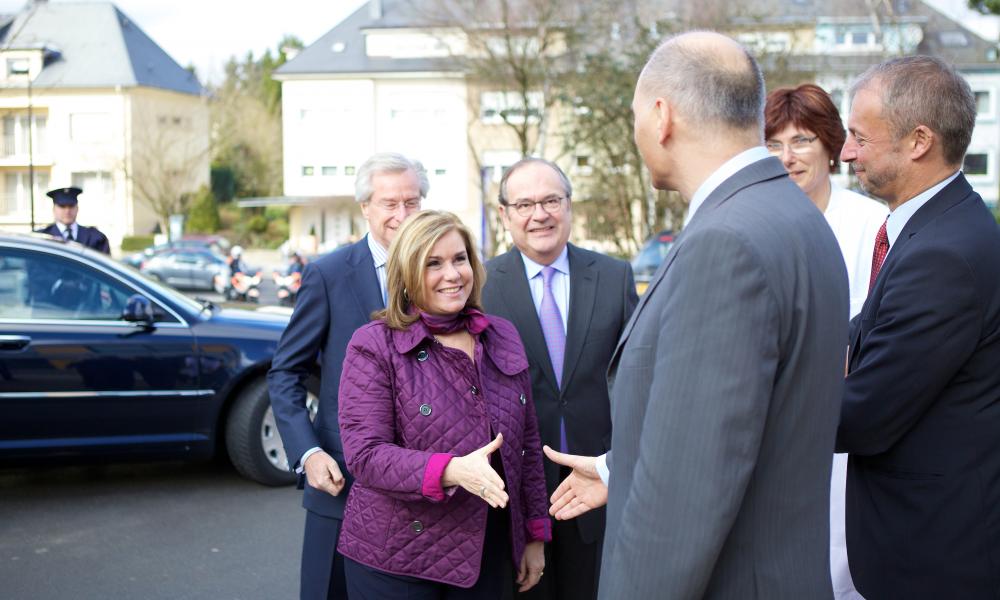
[344,505,514,600]
[513,466,603,600]
[300,511,348,600]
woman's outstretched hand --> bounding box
[442,433,509,508]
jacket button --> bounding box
[416,349,428,362]
[521,449,526,456]
[520,393,527,405]
[411,521,424,533]
[419,403,432,416]
[470,385,479,396]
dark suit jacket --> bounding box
[838,174,1000,599]
[36,223,110,254]
[482,244,638,543]
[601,157,847,599]
[268,238,383,518]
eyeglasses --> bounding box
[765,135,819,156]
[506,196,566,218]
[371,198,421,212]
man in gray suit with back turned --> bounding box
[544,31,848,599]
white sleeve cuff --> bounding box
[595,452,610,486]
[297,447,322,474]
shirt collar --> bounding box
[886,171,960,246]
[519,245,569,281]
[684,146,772,227]
[366,233,388,268]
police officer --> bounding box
[36,186,111,254]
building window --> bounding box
[321,166,337,176]
[435,168,446,176]
[70,171,112,197]
[963,153,989,176]
[70,113,111,143]
[835,26,876,49]
[480,92,543,125]
[1,170,50,216]
[302,166,314,176]
[344,166,356,176]
[3,114,48,156]
[974,90,994,119]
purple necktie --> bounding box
[539,266,568,452]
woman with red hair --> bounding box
[765,83,887,600]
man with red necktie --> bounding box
[838,56,1000,599]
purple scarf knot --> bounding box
[418,307,490,335]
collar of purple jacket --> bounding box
[389,313,529,376]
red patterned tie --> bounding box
[868,219,889,292]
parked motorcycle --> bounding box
[228,271,262,303]
[273,271,302,306]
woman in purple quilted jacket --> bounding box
[337,210,551,599]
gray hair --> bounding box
[497,157,573,205]
[639,32,764,133]
[354,152,430,203]
[851,55,975,166]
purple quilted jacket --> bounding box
[337,315,551,587]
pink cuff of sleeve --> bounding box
[422,453,454,502]
[527,517,552,542]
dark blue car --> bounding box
[0,233,315,485]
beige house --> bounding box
[0,1,209,252]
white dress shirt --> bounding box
[824,182,889,318]
[56,222,79,241]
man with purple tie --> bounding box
[481,158,638,600]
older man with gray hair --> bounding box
[269,152,428,600]
[544,31,848,599]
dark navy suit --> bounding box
[268,237,383,600]
[838,174,1000,599]
[36,223,110,254]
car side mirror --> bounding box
[122,294,155,326]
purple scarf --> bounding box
[418,307,490,335]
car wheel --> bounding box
[225,378,296,486]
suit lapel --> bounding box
[562,244,597,387]
[494,250,560,393]
[848,173,973,369]
[347,238,384,320]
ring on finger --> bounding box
[479,485,487,498]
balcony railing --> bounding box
[0,193,30,216]
[0,136,49,159]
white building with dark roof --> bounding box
[0,0,209,250]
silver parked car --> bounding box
[140,249,229,291]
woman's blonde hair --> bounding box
[376,210,486,330]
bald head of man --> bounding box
[631,31,765,196]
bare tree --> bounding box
[124,107,210,236]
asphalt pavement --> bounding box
[0,460,304,600]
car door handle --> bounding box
[0,335,31,351]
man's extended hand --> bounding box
[543,446,608,520]
[303,450,346,497]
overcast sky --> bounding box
[0,0,367,83]
[1,0,996,85]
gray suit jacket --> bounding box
[483,244,638,543]
[600,157,847,599]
